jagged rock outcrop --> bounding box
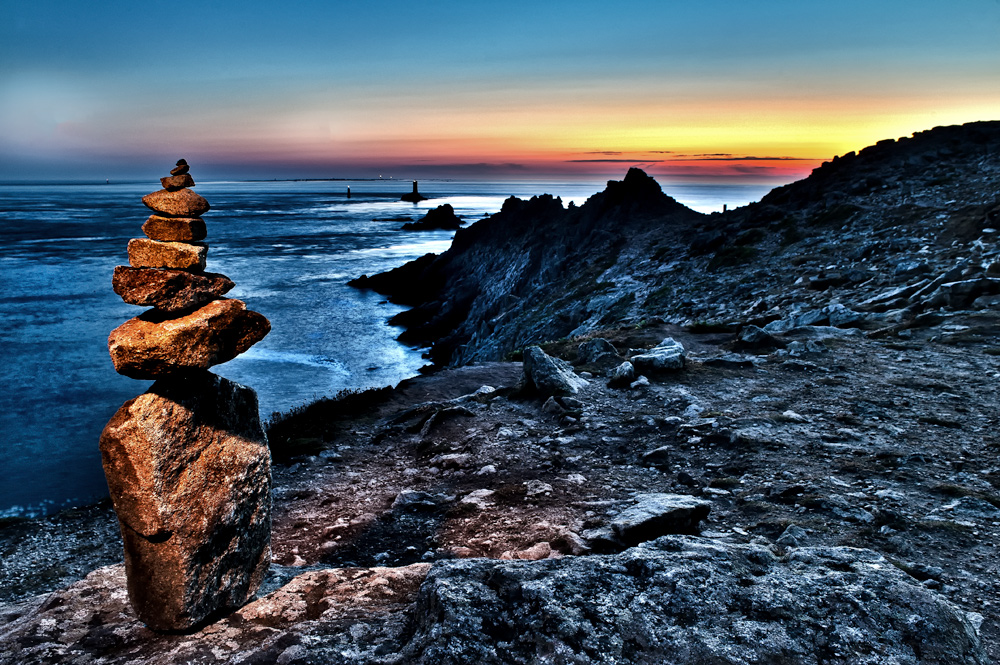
[100,159,272,631]
[353,122,1000,369]
[522,345,589,396]
[401,203,462,231]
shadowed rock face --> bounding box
[98,372,271,631]
[108,298,270,379]
[112,266,234,312]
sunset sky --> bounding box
[2,0,998,182]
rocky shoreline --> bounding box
[3,121,1000,663]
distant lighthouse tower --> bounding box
[401,180,427,203]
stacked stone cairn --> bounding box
[99,159,273,631]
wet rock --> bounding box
[401,204,462,230]
[609,493,711,545]
[108,298,270,379]
[142,188,211,217]
[142,215,207,242]
[112,266,234,312]
[98,372,271,631]
[127,238,207,271]
[159,174,195,191]
[404,537,988,664]
[630,337,685,372]
[522,346,589,396]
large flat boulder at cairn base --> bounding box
[112,265,234,312]
[142,215,207,242]
[127,237,207,271]
[142,188,211,217]
[108,298,270,379]
[99,372,271,631]
[522,345,589,396]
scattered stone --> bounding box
[630,337,685,372]
[737,324,781,349]
[524,480,553,496]
[542,396,566,415]
[112,266,234,312]
[775,524,809,548]
[142,215,207,242]
[577,338,619,364]
[640,446,671,469]
[609,493,711,545]
[513,542,552,560]
[127,238,207,271]
[142,188,211,217]
[606,361,635,387]
[629,375,650,389]
[98,372,271,631]
[704,352,755,369]
[522,345,589,396]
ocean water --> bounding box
[0,178,774,517]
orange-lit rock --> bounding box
[112,266,234,312]
[127,238,207,271]
[141,215,207,242]
[142,188,210,217]
[99,372,271,631]
[108,298,270,379]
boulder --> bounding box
[736,324,782,349]
[607,360,635,387]
[127,238,207,271]
[609,493,711,545]
[404,538,988,664]
[98,372,271,631]
[112,266,234,312]
[577,337,619,364]
[159,174,195,191]
[108,298,270,379]
[401,204,462,231]
[142,188,210,217]
[522,346,589,396]
[630,337,685,372]
[142,215,207,242]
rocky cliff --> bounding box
[352,121,1000,366]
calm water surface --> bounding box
[0,178,773,516]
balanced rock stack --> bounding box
[99,159,273,632]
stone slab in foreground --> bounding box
[108,298,270,379]
[0,537,986,663]
[98,372,271,631]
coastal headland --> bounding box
[3,121,1000,662]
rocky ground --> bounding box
[2,121,1000,663]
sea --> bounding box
[0,178,775,517]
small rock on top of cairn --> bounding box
[170,158,190,176]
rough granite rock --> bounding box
[108,298,270,379]
[127,237,207,271]
[98,372,271,631]
[522,345,589,396]
[112,266,234,312]
[159,174,195,191]
[609,493,712,544]
[0,539,986,663]
[142,215,207,242]
[142,188,210,217]
[630,336,686,372]
[401,537,988,664]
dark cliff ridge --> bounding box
[350,167,703,364]
[352,121,1000,367]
